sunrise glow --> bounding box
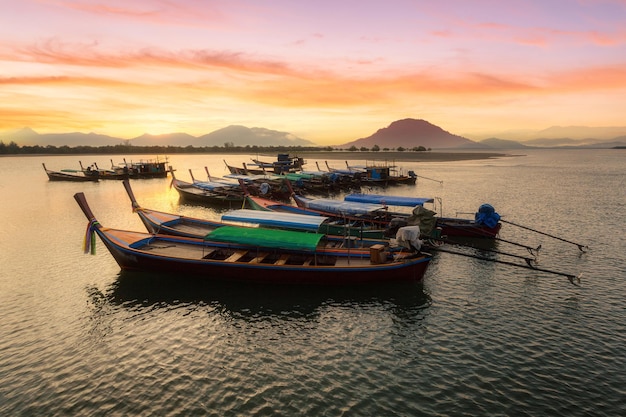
[1,0,625,144]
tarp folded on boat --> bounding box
[205,226,324,251]
[283,172,315,181]
[297,196,386,216]
[224,173,280,181]
[299,171,330,177]
[221,209,329,232]
[345,193,434,207]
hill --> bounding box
[479,138,531,149]
[195,125,314,147]
[1,126,315,147]
[1,128,123,147]
[338,119,484,149]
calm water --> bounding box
[0,150,624,416]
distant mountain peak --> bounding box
[339,118,483,149]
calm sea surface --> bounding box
[1,150,624,416]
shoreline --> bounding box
[2,150,516,162]
[294,151,515,162]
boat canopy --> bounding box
[345,193,434,207]
[205,226,324,251]
[221,209,329,232]
[193,180,237,191]
[297,196,386,215]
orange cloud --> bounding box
[50,0,227,26]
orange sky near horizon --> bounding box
[1,0,626,145]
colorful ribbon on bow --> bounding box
[83,219,100,255]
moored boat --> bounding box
[242,187,391,239]
[124,179,390,246]
[345,160,417,186]
[74,192,432,284]
[79,157,172,180]
[344,193,502,238]
[170,171,245,208]
[42,163,99,182]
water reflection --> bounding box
[101,270,432,321]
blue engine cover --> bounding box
[475,204,501,228]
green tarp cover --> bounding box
[205,226,324,251]
[284,172,315,181]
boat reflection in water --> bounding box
[99,270,432,321]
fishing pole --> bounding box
[431,246,581,285]
[425,237,537,264]
[440,222,542,255]
[416,174,443,184]
[500,219,588,252]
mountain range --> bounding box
[2,120,626,149]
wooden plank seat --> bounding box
[225,250,248,262]
[249,252,269,263]
[274,254,290,265]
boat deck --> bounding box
[138,239,383,267]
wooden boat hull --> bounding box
[124,179,391,245]
[75,192,431,285]
[97,233,430,284]
[253,194,501,239]
[80,158,171,180]
[437,218,502,238]
[345,193,501,239]
[171,178,245,208]
[42,163,99,182]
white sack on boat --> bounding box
[395,226,423,251]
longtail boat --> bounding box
[79,157,172,180]
[74,192,432,284]
[42,163,99,182]
[170,170,246,208]
[124,179,392,247]
[344,160,417,186]
[242,186,391,239]
[344,193,502,238]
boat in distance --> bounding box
[42,163,99,182]
[74,193,432,284]
[79,157,172,180]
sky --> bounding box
[1,0,626,145]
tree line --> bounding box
[0,141,430,155]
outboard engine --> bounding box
[384,218,408,238]
[475,204,501,228]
